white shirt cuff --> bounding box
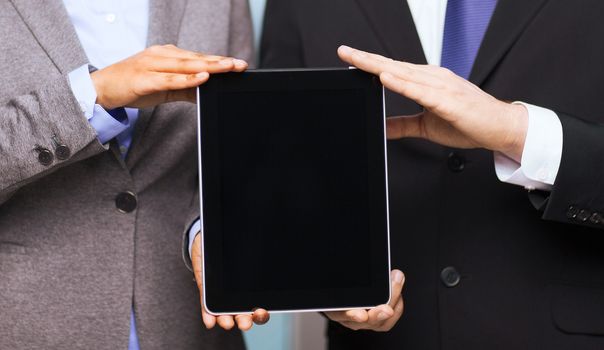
[68,64,132,144]
[188,219,201,258]
[494,102,563,191]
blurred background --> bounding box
[241,1,328,349]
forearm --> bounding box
[0,74,105,201]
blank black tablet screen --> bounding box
[199,69,389,313]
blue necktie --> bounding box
[441,0,498,79]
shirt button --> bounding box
[105,13,117,23]
[115,191,137,213]
[440,266,461,288]
[119,145,128,155]
[447,152,465,172]
[37,148,54,166]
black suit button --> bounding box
[447,152,465,172]
[441,266,461,288]
[37,148,54,166]
[589,212,602,225]
[577,209,591,222]
[115,191,137,213]
[566,206,579,219]
[55,144,71,160]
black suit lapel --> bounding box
[353,0,427,64]
[470,0,550,86]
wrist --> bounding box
[90,70,111,109]
[499,102,528,162]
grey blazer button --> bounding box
[115,191,137,213]
[447,152,465,172]
[441,266,461,288]
[37,148,54,166]
[55,144,71,160]
[577,209,591,222]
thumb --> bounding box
[191,233,217,329]
[386,113,424,140]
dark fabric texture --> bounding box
[261,0,604,349]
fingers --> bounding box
[386,113,424,140]
[135,72,209,96]
[147,45,248,72]
[377,296,404,332]
[146,56,240,74]
[326,308,368,323]
[252,309,270,325]
[366,304,395,326]
[201,306,217,329]
[380,72,445,114]
[326,269,405,332]
[235,315,254,331]
[216,316,236,330]
[338,46,440,88]
[388,270,405,309]
[150,44,227,61]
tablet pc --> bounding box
[197,68,390,314]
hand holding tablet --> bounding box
[190,233,269,331]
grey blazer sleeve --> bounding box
[0,74,107,204]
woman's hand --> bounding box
[91,44,248,110]
[190,233,270,331]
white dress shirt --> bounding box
[406,0,563,191]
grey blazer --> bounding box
[0,0,253,349]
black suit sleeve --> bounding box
[539,113,604,229]
[260,0,305,68]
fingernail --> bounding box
[196,72,209,79]
[377,312,389,321]
[233,59,247,68]
[394,270,404,284]
[219,58,234,66]
[339,45,353,55]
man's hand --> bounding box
[91,44,248,110]
[191,233,270,331]
[325,270,405,332]
[338,46,529,162]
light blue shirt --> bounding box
[64,0,149,154]
[62,1,149,349]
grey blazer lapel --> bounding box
[9,0,87,74]
[125,0,188,167]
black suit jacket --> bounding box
[261,0,604,349]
